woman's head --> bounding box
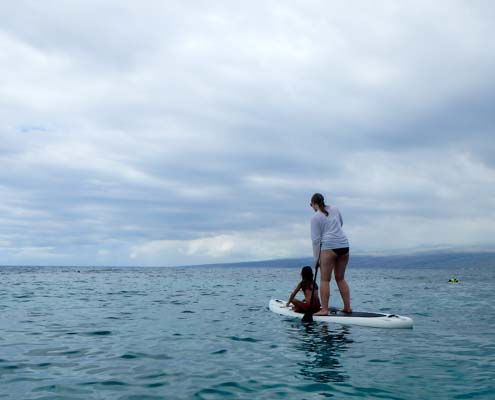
[310,193,328,216]
[301,265,314,282]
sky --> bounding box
[1,1,495,266]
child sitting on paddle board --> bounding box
[286,266,321,313]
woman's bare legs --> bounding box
[313,250,337,316]
[334,252,352,312]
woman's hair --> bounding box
[311,193,329,216]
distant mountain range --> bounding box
[184,250,495,269]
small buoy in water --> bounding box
[448,277,459,283]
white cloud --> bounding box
[129,224,309,265]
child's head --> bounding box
[300,266,314,282]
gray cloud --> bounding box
[1,1,494,265]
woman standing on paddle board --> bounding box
[310,193,352,316]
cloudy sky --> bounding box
[1,1,494,266]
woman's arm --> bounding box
[311,216,322,262]
[287,282,302,306]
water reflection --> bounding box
[286,322,353,383]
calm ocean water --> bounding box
[1,260,494,399]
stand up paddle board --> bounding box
[269,299,413,329]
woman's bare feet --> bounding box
[313,309,329,316]
[340,308,352,313]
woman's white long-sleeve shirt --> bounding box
[311,206,349,261]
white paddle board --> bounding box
[269,299,413,329]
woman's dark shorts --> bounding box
[331,247,349,257]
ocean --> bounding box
[1,254,494,399]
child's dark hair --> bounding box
[301,265,314,282]
[300,265,316,291]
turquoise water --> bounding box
[0,263,494,399]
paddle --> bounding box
[301,248,321,323]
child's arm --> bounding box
[287,283,302,306]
